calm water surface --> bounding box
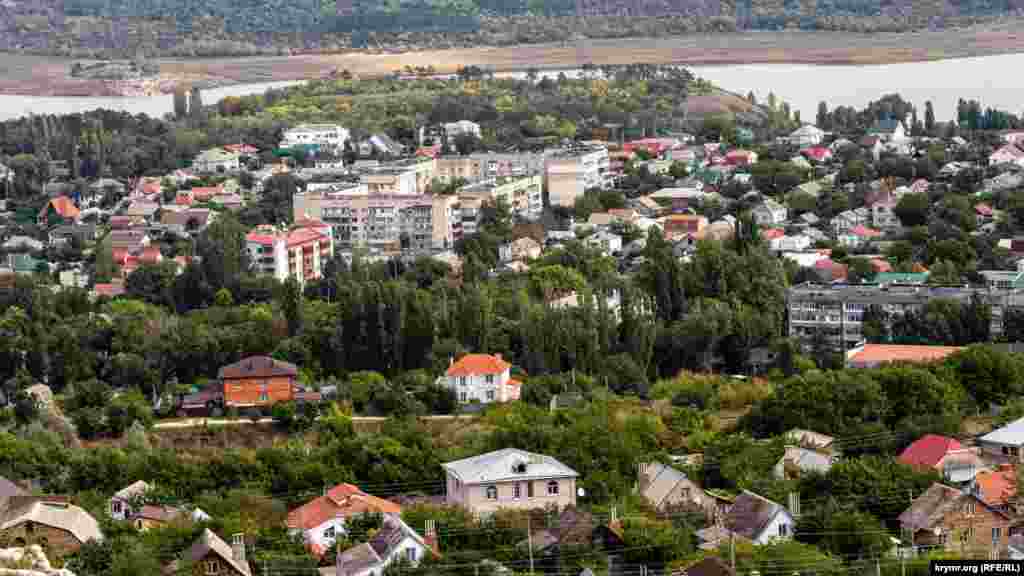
[2,53,1022,122]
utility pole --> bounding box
[730,530,736,571]
[527,514,534,575]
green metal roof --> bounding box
[874,272,930,284]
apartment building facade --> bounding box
[545,146,612,207]
[246,224,334,285]
[280,124,351,152]
[359,157,437,195]
[457,174,543,221]
[293,189,457,253]
[786,282,1020,350]
[435,152,547,184]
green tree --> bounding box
[197,214,249,290]
[279,277,304,337]
[893,193,930,227]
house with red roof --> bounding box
[813,258,848,282]
[971,464,1016,512]
[286,483,401,557]
[800,147,833,163]
[724,149,757,166]
[445,353,521,404]
[190,186,224,202]
[899,435,965,470]
[38,196,80,225]
[975,203,995,226]
[990,144,1024,167]
[838,225,883,248]
[223,144,259,155]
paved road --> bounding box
[152,414,476,430]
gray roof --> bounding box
[0,476,26,499]
[181,529,251,576]
[337,542,382,575]
[640,462,699,508]
[442,448,578,485]
[0,501,103,544]
[980,416,1024,446]
[368,513,428,558]
[777,447,834,475]
[724,491,786,540]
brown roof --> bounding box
[137,504,185,523]
[898,483,1000,531]
[286,484,401,533]
[678,557,735,576]
[218,356,298,380]
[178,529,251,576]
[973,465,1017,508]
[724,491,786,540]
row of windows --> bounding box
[485,481,560,500]
[460,391,495,402]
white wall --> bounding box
[305,517,347,552]
[755,510,795,544]
[344,535,427,576]
[446,369,512,404]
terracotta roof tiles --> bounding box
[898,434,963,469]
[446,354,511,377]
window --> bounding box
[527,482,534,498]
[513,484,521,500]
[460,391,468,402]
[459,377,467,387]
[547,481,559,496]
[486,486,498,500]
[965,501,976,515]
[993,527,1002,543]
[778,523,789,537]
[405,548,417,562]
[112,501,122,514]
[324,526,336,539]
[486,375,494,384]
[487,390,495,402]
[205,560,220,575]
[258,392,269,402]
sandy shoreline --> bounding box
[1,25,1024,96]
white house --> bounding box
[287,483,402,557]
[335,514,435,576]
[110,480,152,521]
[442,448,579,515]
[871,198,901,229]
[752,199,788,227]
[696,490,794,548]
[979,416,1024,464]
[769,234,812,252]
[838,225,882,248]
[499,237,542,263]
[193,148,241,174]
[585,230,623,255]
[444,120,482,140]
[445,353,521,405]
[280,124,350,152]
[832,207,870,234]
[784,125,826,147]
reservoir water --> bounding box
[0,52,1022,122]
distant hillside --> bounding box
[0,0,1022,57]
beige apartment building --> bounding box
[359,157,437,195]
[443,448,578,515]
[545,146,612,207]
[457,174,543,222]
[293,188,457,252]
[435,152,547,184]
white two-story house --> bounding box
[443,448,579,515]
[286,483,402,557]
[445,353,521,405]
[336,514,436,576]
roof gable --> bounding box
[899,435,963,469]
[218,356,298,380]
[442,448,578,485]
[724,491,786,540]
[446,354,511,377]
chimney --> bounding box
[231,533,245,564]
[788,492,801,518]
[423,519,440,555]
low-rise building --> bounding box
[499,237,542,263]
[443,448,579,515]
[335,514,435,576]
[0,500,103,556]
[169,529,251,576]
[193,148,241,174]
[584,230,623,255]
[287,483,402,557]
[845,343,963,368]
[360,157,436,196]
[696,491,793,548]
[246,223,333,285]
[445,353,521,405]
[444,120,482,140]
[280,124,350,153]
[545,146,611,208]
[110,480,151,521]
[752,199,787,227]
[899,482,1010,557]
[637,461,709,514]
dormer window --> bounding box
[512,462,527,474]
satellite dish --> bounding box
[577,487,586,498]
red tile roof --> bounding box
[974,465,1016,507]
[175,192,194,206]
[446,354,511,377]
[285,228,327,248]
[899,435,963,469]
[191,186,222,201]
[849,225,882,238]
[139,245,163,264]
[286,484,401,535]
[761,228,785,240]
[848,344,962,368]
[93,283,126,297]
[40,196,80,220]
[246,232,277,246]
[975,203,994,217]
[870,259,893,273]
[223,144,259,154]
[801,147,832,161]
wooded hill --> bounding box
[1,0,1022,57]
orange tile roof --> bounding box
[974,465,1016,507]
[446,354,511,377]
[848,344,962,366]
[761,228,785,240]
[286,484,401,535]
[41,196,80,220]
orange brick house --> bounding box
[900,482,1012,558]
[218,356,299,408]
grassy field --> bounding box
[2,22,1024,95]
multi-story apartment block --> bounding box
[786,282,1022,350]
[545,146,612,207]
[359,157,437,195]
[280,124,351,152]
[246,223,334,285]
[435,152,547,184]
[293,189,458,252]
[457,175,543,222]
